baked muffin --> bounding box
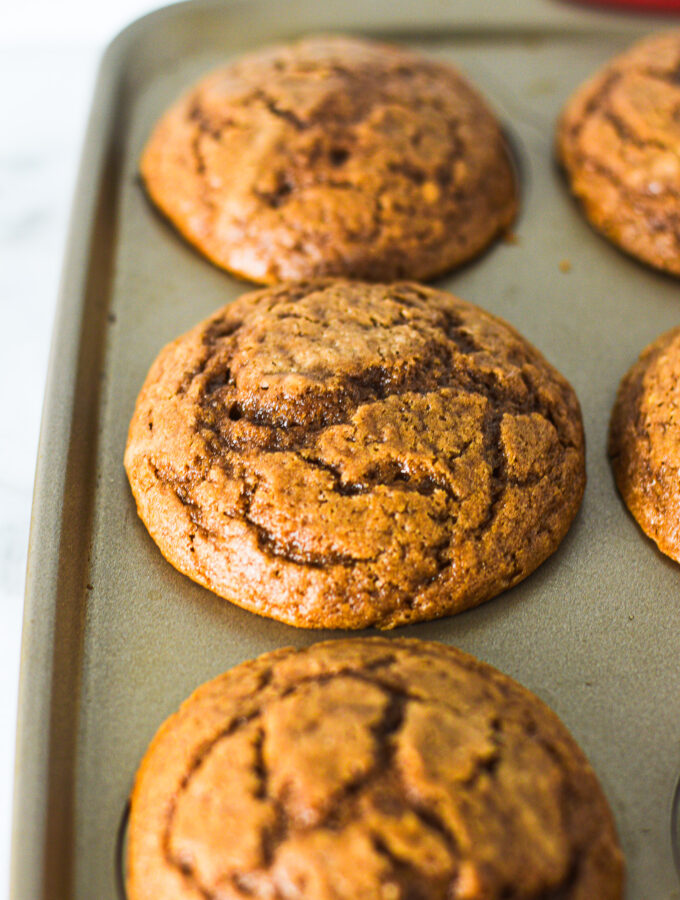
[127,638,624,900]
[557,31,680,275]
[609,326,680,559]
[124,280,586,629]
[140,35,517,283]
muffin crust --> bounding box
[127,638,624,900]
[609,326,680,559]
[141,35,517,283]
[125,280,585,629]
[557,31,680,275]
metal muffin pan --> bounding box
[12,1,680,897]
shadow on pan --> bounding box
[115,801,130,900]
[672,773,680,886]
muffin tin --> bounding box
[12,1,680,897]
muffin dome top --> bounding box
[125,281,585,629]
[141,35,517,282]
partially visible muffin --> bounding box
[141,35,517,283]
[124,280,585,629]
[609,326,680,559]
[127,638,624,900]
[557,31,680,275]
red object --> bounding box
[567,0,680,9]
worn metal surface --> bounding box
[11,1,680,897]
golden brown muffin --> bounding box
[141,35,517,283]
[557,31,680,276]
[127,638,625,900]
[609,326,680,559]
[124,280,585,629]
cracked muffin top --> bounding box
[609,326,680,561]
[124,280,585,629]
[557,31,680,276]
[126,638,624,900]
[140,34,517,283]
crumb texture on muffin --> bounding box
[124,281,585,629]
[141,35,517,283]
[127,638,624,900]
[557,31,680,275]
[609,325,680,559]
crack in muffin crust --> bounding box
[124,280,585,629]
[557,31,680,274]
[140,35,517,283]
[127,639,624,900]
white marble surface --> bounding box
[1,3,172,891]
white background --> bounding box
[0,1,181,892]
